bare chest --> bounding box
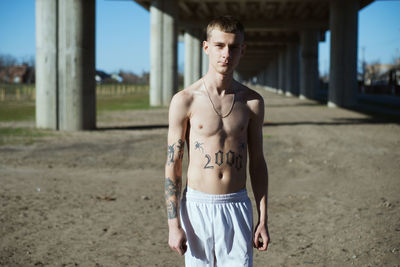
[189,99,249,139]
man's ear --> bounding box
[203,40,209,55]
[240,43,246,57]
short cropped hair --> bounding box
[206,15,245,41]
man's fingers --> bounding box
[253,232,260,248]
[258,232,269,251]
[181,240,187,254]
[174,239,187,255]
[176,247,184,255]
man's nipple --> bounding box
[198,124,203,129]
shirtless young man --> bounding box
[164,16,269,266]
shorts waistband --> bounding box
[182,186,249,204]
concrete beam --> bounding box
[162,0,178,106]
[300,29,319,100]
[58,0,96,130]
[202,46,209,76]
[328,0,359,108]
[192,28,202,83]
[184,29,193,88]
[181,18,328,31]
[278,50,286,94]
[285,43,300,97]
[150,0,163,106]
[36,0,58,129]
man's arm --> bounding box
[165,91,190,255]
[247,93,270,251]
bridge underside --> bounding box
[35,0,374,130]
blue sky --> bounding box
[0,0,399,75]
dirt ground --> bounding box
[1,87,399,267]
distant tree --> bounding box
[0,54,18,69]
[365,60,382,84]
[391,55,400,68]
[119,71,139,83]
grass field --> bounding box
[0,127,55,146]
[0,84,151,122]
[0,101,35,122]
[0,84,151,145]
[97,92,151,112]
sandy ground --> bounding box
[0,87,399,267]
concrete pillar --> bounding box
[260,70,265,86]
[192,28,202,82]
[184,29,193,88]
[202,47,209,76]
[328,0,359,107]
[263,70,267,85]
[162,0,178,106]
[285,43,300,97]
[268,64,274,87]
[300,30,319,100]
[278,51,286,94]
[36,0,58,129]
[150,0,163,106]
[268,65,275,87]
[270,58,279,89]
[58,0,96,130]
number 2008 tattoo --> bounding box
[204,150,243,170]
[195,141,243,170]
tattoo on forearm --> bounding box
[167,200,177,219]
[165,177,181,219]
[167,139,185,165]
[167,144,175,165]
[165,177,181,199]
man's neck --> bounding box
[204,71,234,95]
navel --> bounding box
[218,172,223,179]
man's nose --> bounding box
[222,47,231,58]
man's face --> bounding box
[204,29,245,75]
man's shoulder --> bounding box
[170,80,203,112]
[235,82,264,104]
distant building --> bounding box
[0,64,35,84]
[364,62,400,86]
[95,70,123,83]
[95,70,111,83]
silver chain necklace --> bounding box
[202,78,235,119]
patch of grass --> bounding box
[0,101,35,122]
[0,83,35,94]
[97,92,152,112]
[0,89,154,122]
[263,134,272,139]
[0,127,53,146]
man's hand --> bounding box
[253,223,270,251]
[168,226,187,255]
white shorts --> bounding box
[180,187,253,267]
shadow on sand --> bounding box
[97,124,168,131]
